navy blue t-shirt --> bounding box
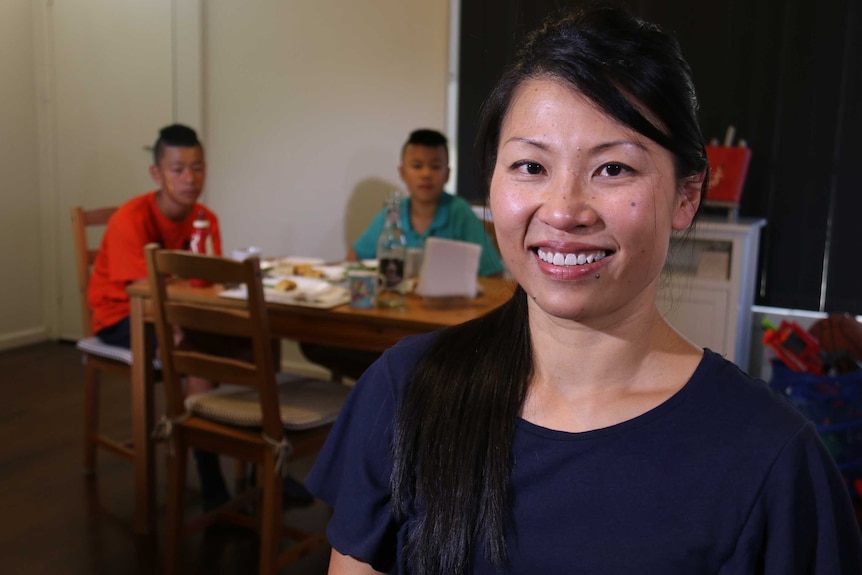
[307,332,862,574]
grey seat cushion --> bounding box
[76,336,162,369]
[184,373,351,430]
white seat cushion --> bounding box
[76,336,162,369]
[184,373,351,430]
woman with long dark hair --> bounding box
[307,6,862,574]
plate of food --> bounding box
[269,257,328,278]
[219,275,349,309]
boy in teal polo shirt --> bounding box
[347,129,504,277]
[305,130,504,382]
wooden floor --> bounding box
[0,341,331,574]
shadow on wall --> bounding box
[344,177,395,252]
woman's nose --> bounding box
[538,174,599,230]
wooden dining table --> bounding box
[125,275,516,533]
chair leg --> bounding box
[165,438,188,575]
[83,361,100,474]
[233,459,249,493]
[258,451,284,575]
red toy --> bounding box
[762,318,825,375]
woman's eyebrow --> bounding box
[502,137,550,151]
[590,140,649,154]
[502,137,648,154]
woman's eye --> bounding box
[597,163,630,177]
[513,161,545,175]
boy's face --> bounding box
[149,145,206,212]
[398,144,450,206]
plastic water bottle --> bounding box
[376,192,407,308]
[189,210,213,287]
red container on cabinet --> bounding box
[705,145,752,205]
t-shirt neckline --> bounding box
[517,348,716,440]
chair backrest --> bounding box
[144,244,284,442]
[71,206,118,337]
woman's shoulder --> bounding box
[381,331,441,368]
[356,331,442,395]
[688,349,813,441]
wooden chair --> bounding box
[71,206,160,533]
[144,244,349,574]
[71,207,142,466]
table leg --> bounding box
[130,294,156,534]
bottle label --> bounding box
[378,258,404,289]
[189,228,212,255]
[188,221,213,287]
[189,232,202,254]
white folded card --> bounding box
[415,237,481,298]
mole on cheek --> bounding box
[631,202,636,207]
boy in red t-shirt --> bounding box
[89,124,311,510]
[89,123,221,353]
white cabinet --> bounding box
[658,217,766,370]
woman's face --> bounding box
[489,78,700,325]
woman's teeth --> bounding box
[536,248,608,267]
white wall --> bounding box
[0,1,44,351]
[48,0,177,340]
[202,0,450,261]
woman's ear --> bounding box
[671,170,705,230]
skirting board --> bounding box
[0,326,49,352]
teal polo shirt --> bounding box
[352,193,504,277]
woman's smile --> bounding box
[532,244,614,281]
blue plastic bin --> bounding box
[768,361,862,498]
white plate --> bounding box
[280,256,326,266]
[222,277,349,309]
[263,275,330,293]
[314,264,347,282]
[360,259,379,269]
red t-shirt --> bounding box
[87,191,222,334]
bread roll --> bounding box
[294,264,325,278]
[274,279,297,292]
